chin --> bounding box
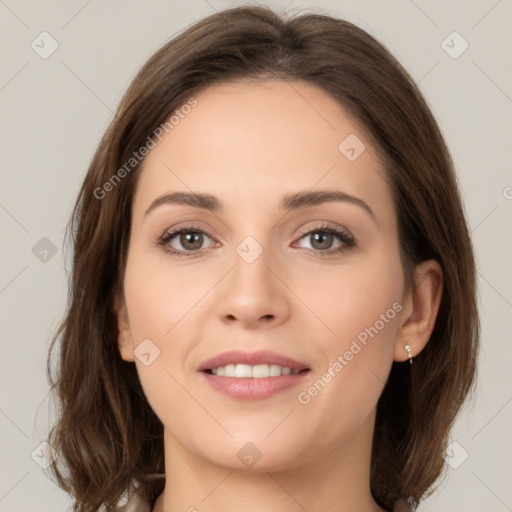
[186,429,309,472]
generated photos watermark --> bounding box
[297,301,403,405]
[94,97,198,200]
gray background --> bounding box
[1,1,511,511]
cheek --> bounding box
[281,260,404,462]
[122,250,203,346]
[121,249,223,407]
[293,254,403,432]
[121,257,201,428]
[300,250,404,352]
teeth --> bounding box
[209,364,301,378]
[252,364,270,378]
[269,364,281,377]
[235,364,251,378]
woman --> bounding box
[46,5,479,512]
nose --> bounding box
[216,245,291,330]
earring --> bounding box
[404,344,413,365]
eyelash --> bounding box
[157,222,355,258]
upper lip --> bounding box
[198,350,310,372]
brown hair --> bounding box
[46,5,479,511]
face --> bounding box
[116,79,408,472]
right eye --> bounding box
[158,226,217,257]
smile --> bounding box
[198,350,311,400]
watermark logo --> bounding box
[31,31,59,59]
[237,442,262,468]
[32,237,58,263]
[31,441,58,469]
[442,441,469,469]
[339,134,366,161]
[236,236,264,264]
[441,31,469,60]
[134,338,161,366]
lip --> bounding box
[198,350,311,400]
[200,372,310,400]
[198,349,309,372]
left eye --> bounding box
[295,227,353,252]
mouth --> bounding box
[198,350,311,400]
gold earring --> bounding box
[404,344,413,365]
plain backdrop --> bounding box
[1,1,511,511]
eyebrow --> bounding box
[144,190,376,222]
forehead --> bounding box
[132,79,391,220]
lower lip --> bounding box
[199,371,310,400]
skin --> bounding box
[115,79,443,512]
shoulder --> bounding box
[118,488,152,512]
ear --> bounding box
[114,292,135,362]
[394,259,443,362]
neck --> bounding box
[153,413,386,512]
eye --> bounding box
[157,224,216,257]
[157,222,355,258]
[294,224,355,255]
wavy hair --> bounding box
[46,5,479,511]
